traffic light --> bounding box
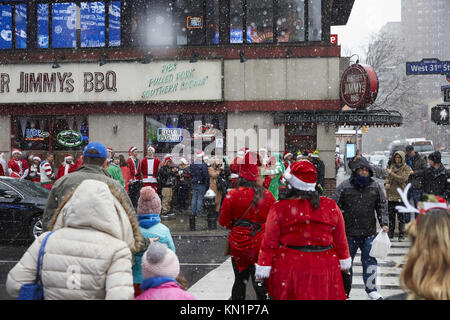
[431,105,449,125]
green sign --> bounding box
[57,130,83,147]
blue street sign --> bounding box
[406,58,450,75]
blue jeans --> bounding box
[347,235,378,294]
[406,188,422,222]
[191,184,206,216]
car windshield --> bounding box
[412,144,433,152]
[441,156,450,166]
[5,179,50,198]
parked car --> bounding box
[0,177,49,241]
[441,152,450,170]
[368,155,388,180]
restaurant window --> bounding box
[277,0,305,43]
[246,0,273,43]
[12,116,89,152]
[0,1,27,49]
[146,114,226,158]
[230,0,244,43]
[35,0,122,49]
[308,0,322,41]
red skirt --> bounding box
[266,247,347,300]
[229,226,264,272]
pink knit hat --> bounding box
[137,186,161,214]
[142,242,180,279]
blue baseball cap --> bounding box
[83,142,107,158]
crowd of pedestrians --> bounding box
[2,142,449,300]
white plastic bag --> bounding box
[369,230,391,259]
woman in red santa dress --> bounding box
[141,145,161,194]
[255,160,351,300]
[56,154,76,180]
[219,151,276,300]
[8,149,29,179]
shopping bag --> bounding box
[369,230,391,259]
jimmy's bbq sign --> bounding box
[0,61,222,103]
[340,63,378,109]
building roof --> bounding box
[331,0,355,26]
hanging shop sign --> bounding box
[274,110,403,127]
[57,130,83,147]
[187,16,203,29]
[0,60,222,103]
[340,64,378,109]
[157,128,184,143]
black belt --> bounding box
[233,219,262,236]
[286,245,333,252]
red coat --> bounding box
[8,159,29,178]
[257,197,350,300]
[141,157,160,190]
[219,187,276,271]
[127,157,142,183]
[56,163,76,180]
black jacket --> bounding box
[423,164,450,201]
[157,165,176,188]
[312,158,325,187]
[333,176,388,237]
[405,153,427,189]
[189,162,210,188]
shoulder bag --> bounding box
[18,231,54,300]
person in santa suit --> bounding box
[28,156,41,182]
[229,148,245,189]
[0,152,7,176]
[219,151,276,300]
[255,160,351,300]
[127,146,142,208]
[141,146,161,194]
[259,147,270,167]
[39,153,55,190]
[283,151,293,170]
[56,154,76,180]
[8,149,29,180]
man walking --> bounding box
[189,150,210,231]
[423,151,450,201]
[404,145,427,221]
[157,155,177,219]
[333,157,389,300]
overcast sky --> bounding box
[331,0,401,60]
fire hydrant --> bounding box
[204,188,217,230]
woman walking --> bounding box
[219,151,276,300]
[255,160,351,300]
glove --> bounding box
[254,264,272,280]
[340,257,352,271]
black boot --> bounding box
[189,216,196,231]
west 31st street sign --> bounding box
[406,58,450,75]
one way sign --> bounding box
[431,105,449,125]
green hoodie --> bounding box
[265,152,285,200]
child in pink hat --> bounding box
[135,242,195,300]
[132,186,176,297]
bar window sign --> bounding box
[187,16,203,29]
[157,128,183,143]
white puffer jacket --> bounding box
[6,179,142,300]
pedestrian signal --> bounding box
[431,105,449,125]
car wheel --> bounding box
[30,216,43,240]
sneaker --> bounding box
[367,291,383,300]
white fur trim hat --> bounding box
[12,148,22,155]
[284,160,317,192]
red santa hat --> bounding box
[64,154,74,161]
[12,148,22,156]
[239,151,262,182]
[107,147,113,152]
[162,155,173,165]
[195,150,204,158]
[283,151,293,160]
[129,146,137,156]
[284,160,317,192]
[33,156,41,162]
[147,145,155,153]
